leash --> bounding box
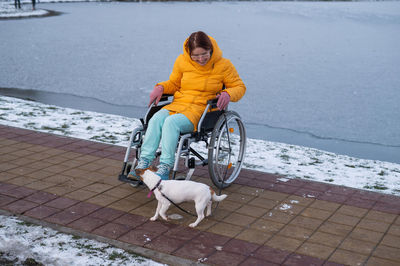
[148,180,196,217]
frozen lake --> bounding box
[1,1,400,163]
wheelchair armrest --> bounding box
[160,94,174,102]
[207,98,219,109]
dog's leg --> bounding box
[159,200,170,221]
[150,201,161,221]
[189,201,206,228]
[206,200,212,217]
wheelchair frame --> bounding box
[118,94,246,189]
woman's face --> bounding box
[190,47,211,66]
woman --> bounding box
[129,31,246,182]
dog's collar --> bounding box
[147,179,162,198]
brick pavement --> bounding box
[0,124,399,265]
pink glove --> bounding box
[148,85,164,107]
[216,91,230,110]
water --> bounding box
[1,1,399,163]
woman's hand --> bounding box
[216,91,230,110]
[149,85,164,107]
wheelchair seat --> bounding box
[118,94,246,189]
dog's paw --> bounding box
[189,223,197,228]
[150,216,157,221]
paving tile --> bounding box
[293,188,322,199]
[309,200,340,212]
[0,182,18,193]
[266,235,304,252]
[366,256,400,266]
[103,187,134,199]
[357,218,391,233]
[191,231,231,247]
[270,183,299,194]
[86,194,119,207]
[373,245,400,262]
[380,234,400,248]
[345,196,376,210]
[223,238,260,256]
[24,180,57,190]
[235,204,267,218]
[284,195,315,207]
[206,250,247,266]
[162,225,200,241]
[24,205,60,219]
[207,221,243,238]
[278,225,313,241]
[289,215,323,230]
[318,221,353,237]
[24,191,58,204]
[0,172,18,182]
[336,205,368,218]
[329,249,368,266]
[0,194,18,206]
[328,213,361,227]
[144,235,186,254]
[64,189,97,201]
[45,209,85,225]
[25,169,55,180]
[43,184,79,196]
[92,222,133,239]
[261,211,294,227]
[82,183,113,194]
[6,176,36,186]
[250,218,285,234]
[172,241,216,261]
[88,207,125,222]
[218,199,243,212]
[373,202,400,215]
[283,253,325,266]
[235,228,272,245]
[223,212,257,227]
[108,198,143,213]
[300,207,332,220]
[258,190,288,201]
[339,237,377,255]
[3,199,38,214]
[348,227,384,244]
[252,245,291,264]
[387,224,400,236]
[113,213,148,228]
[45,197,79,209]
[69,216,107,232]
[239,257,279,266]
[365,210,397,224]
[2,186,36,199]
[66,201,102,216]
[274,202,306,215]
[227,193,256,205]
[307,231,345,248]
[118,228,162,247]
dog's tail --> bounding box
[210,188,227,202]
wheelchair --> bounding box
[118,94,246,189]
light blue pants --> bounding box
[140,109,194,166]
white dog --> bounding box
[135,167,227,228]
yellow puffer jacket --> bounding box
[158,36,246,131]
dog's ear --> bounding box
[135,168,145,177]
[149,165,158,172]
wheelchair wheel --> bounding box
[208,111,246,189]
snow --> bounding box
[0,214,164,266]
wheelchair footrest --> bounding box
[118,174,141,185]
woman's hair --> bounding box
[186,31,213,55]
